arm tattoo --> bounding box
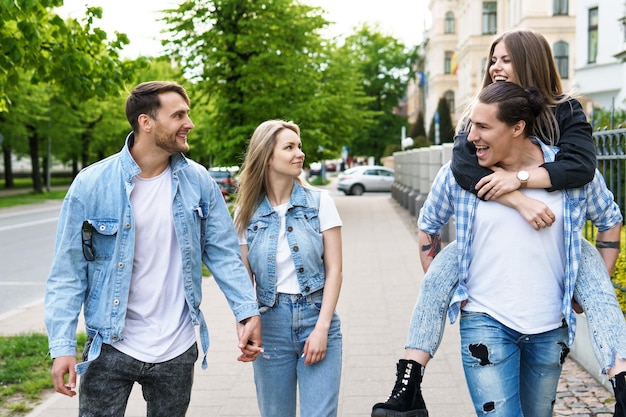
[596,240,621,249]
[421,234,442,258]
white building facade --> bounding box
[415,0,577,134]
[575,0,626,115]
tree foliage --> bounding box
[341,24,418,161]
[0,2,137,111]
[428,96,455,144]
[162,0,378,166]
[0,2,144,191]
[409,111,426,139]
[1,0,422,191]
[591,106,626,130]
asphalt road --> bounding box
[0,183,344,318]
[0,202,61,318]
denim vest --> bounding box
[245,181,325,306]
[44,133,258,373]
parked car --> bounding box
[208,168,238,196]
[337,165,395,196]
[308,161,338,176]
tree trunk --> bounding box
[29,134,43,194]
[2,145,14,189]
[81,135,90,169]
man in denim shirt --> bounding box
[44,81,262,417]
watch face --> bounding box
[518,171,529,181]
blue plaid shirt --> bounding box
[418,139,623,345]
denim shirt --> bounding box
[44,133,258,373]
[244,181,325,306]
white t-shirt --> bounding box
[240,190,342,294]
[113,167,196,363]
[463,188,566,334]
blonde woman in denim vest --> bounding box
[235,120,344,417]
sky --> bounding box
[55,0,430,59]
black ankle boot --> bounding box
[612,371,626,417]
[371,359,428,417]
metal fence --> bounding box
[594,128,626,221]
[593,128,626,297]
[392,128,626,298]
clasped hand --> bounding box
[476,168,556,231]
[236,315,263,362]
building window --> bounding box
[444,51,453,74]
[553,41,569,79]
[553,0,568,15]
[444,12,455,34]
[588,7,598,64]
[444,90,455,113]
[482,2,497,35]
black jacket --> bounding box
[451,98,596,196]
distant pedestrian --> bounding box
[44,81,262,417]
[234,119,344,417]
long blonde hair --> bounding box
[234,120,304,235]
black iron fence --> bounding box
[594,128,626,220]
[592,127,626,299]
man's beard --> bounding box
[155,131,189,154]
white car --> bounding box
[337,165,395,195]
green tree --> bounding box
[1,3,134,112]
[409,111,426,139]
[0,75,51,188]
[162,0,372,167]
[428,96,455,144]
[341,24,419,161]
[1,3,141,192]
[591,106,626,130]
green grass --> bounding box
[1,178,72,189]
[308,176,331,186]
[0,191,68,208]
[0,333,86,416]
[0,178,71,208]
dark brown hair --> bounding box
[125,81,190,133]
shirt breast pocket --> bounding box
[85,219,118,260]
[292,207,320,234]
[246,219,269,248]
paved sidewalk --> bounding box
[0,190,617,416]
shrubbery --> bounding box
[586,225,626,314]
[611,228,626,313]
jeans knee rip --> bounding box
[482,401,495,413]
[469,343,491,366]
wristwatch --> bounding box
[517,170,529,187]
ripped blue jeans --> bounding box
[406,239,626,373]
[460,311,568,416]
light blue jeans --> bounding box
[406,239,626,373]
[253,291,342,417]
[460,311,568,416]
